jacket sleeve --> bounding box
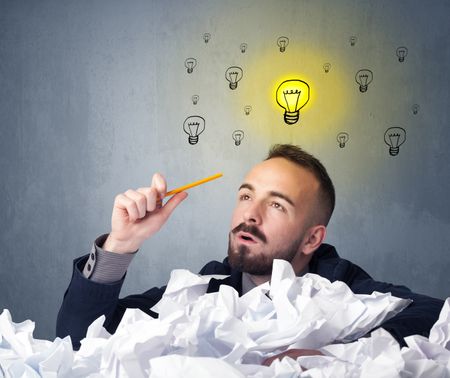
[332,258,444,346]
[56,255,165,350]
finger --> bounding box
[124,189,147,219]
[137,187,159,212]
[114,193,140,223]
[160,192,188,219]
[151,173,167,199]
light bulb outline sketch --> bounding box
[203,33,211,44]
[384,127,406,156]
[396,46,408,62]
[355,69,373,93]
[323,63,331,73]
[412,104,420,115]
[337,132,349,148]
[277,36,289,52]
[183,115,205,145]
[225,66,243,90]
[192,95,199,105]
[240,43,248,53]
[276,79,310,125]
[184,58,197,74]
[232,130,245,146]
[349,36,357,46]
[244,105,252,115]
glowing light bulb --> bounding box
[192,95,199,105]
[396,46,408,62]
[225,66,243,90]
[277,36,289,52]
[183,115,205,145]
[355,69,373,93]
[232,130,245,146]
[337,132,349,148]
[184,58,197,74]
[244,105,252,115]
[384,127,406,156]
[412,104,420,115]
[323,63,331,73]
[203,33,211,43]
[276,79,310,125]
[349,36,357,46]
[240,43,248,53]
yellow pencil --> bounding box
[165,173,223,197]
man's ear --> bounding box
[301,225,327,255]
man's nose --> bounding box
[243,201,263,224]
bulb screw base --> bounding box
[188,136,199,145]
[229,82,238,90]
[283,110,299,125]
[389,147,400,156]
[359,85,368,93]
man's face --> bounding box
[228,157,320,275]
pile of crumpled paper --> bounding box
[1,259,449,377]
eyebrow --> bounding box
[238,183,295,207]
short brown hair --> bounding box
[266,144,335,226]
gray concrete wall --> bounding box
[1,0,449,340]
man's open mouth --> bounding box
[238,232,258,243]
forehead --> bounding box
[242,157,320,199]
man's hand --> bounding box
[262,348,323,367]
[102,173,188,253]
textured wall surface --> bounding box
[1,0,449,340]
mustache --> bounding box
[231,223,267,243]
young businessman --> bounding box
[57,144,444,364]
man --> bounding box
[56,144,443,364]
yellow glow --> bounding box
[231,43,353,145]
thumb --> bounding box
[160,192,188,218]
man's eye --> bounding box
[270,202,285,212]
[239,194,250,201]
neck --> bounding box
[247,274,270,286]
[291,251,313,275]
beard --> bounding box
[227,222,304,276]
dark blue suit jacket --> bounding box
[56,243,444,350]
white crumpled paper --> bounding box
[1,260,448,377]
[296,298,450,378]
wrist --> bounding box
[102,234,140,254]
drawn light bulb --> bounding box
[412,104,420,115]
[277,36,289,52]
[337,132,349,148]
[184,58,197,74]
[396,46,408,62]
[349,36,357,46]
[276,79,310,125]
[225,66,243,90]
[240,43,248,53]
[203,33,211,43]
[244,105,252,115]
[183,115,205,145]
[192,95,199,105]
[355,69,373,93]
[384,127,406,156]
[232,130,245,146]
[323,63,331,73]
